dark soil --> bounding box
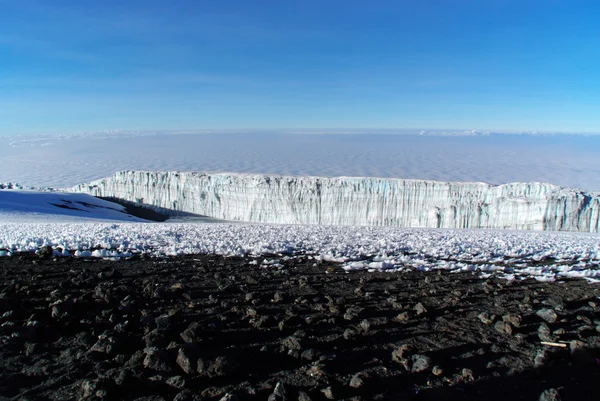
[1,253,600,401]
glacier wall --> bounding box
[70,171,600,232]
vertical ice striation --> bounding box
[71,171,600,232]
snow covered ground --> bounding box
[1,131,599,191]
[0,189,148,223]
[1,189,599,282]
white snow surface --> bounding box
[1,219,599,282]
[1,189,599,282]
[0,190,148,223]
[72,171,600,232]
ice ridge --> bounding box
[71,171,600,232]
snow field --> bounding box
[1,221,598,282]
[0,189,148,223]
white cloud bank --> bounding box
[1,132,599,191]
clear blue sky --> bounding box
[1,0,599,135]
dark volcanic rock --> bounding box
[176,345,198,374]
[536,308,558,324]
[538,323,554,342]
[1,253,599,401]
[410,354,431,372]
[143,347,172,372]
[494,321,513,336]
[180,321,202,343]
[539,388,562,401]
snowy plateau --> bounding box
[72,171,600,232]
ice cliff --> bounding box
[71,171,600,232]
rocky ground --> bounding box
[1,252,600,401]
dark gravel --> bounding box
[1,253,600,401]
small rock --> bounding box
[202,387,226,399]
[147,374,166,386]
[349,373,364,388]
[414,303,427,316]
[180,322,202,343]
[432,365,443,376]
[0,310,14,322]
[502,313,522,327]
[539,388,561,401]
[359,319,371,333]
[461,368,474,382]
[51,299,74,320]
[478,312,495,325]
[494,321,513,336]
[125,350,145,368]
[90,335,120,356]
[393,312,409,322]
[570,340,595,364]
[143,347,172,372]
[297,391,312,401]
[155,314,174,329]
[307,364,327,378]
[576,315,592,325]
[391,344,410,364]
[253,315,273,329]
[272,292,284,303]
[538,323,554,342]
[80,378,113,399]
[534,349,546,367]
[343,306,362,321]
[166,375,187,389]
[24,342,41,356]
[177,346,198,374]
[80,379,99,399]
[144,328,170,348]
[294,329,307,338]
[411,354,431,373]
[536,308,558,324]
[281,336,302,351]
[321,387,335,400]
[196,357,207,375]
[343,328,357,340]
[114,368,133,386]
[268,382,286,401]
[391,301,403,310]
[219,394,239,401]
[207,356,235,377]
[38,246,53,259]
[301,349,318,361]
[173,390,195,401]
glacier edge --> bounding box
[70,171,600,232]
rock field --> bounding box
[1,252,600,400]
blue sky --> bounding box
[1,0,599,135]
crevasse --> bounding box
[70,171,600,232]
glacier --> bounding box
[70,171,600,232]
